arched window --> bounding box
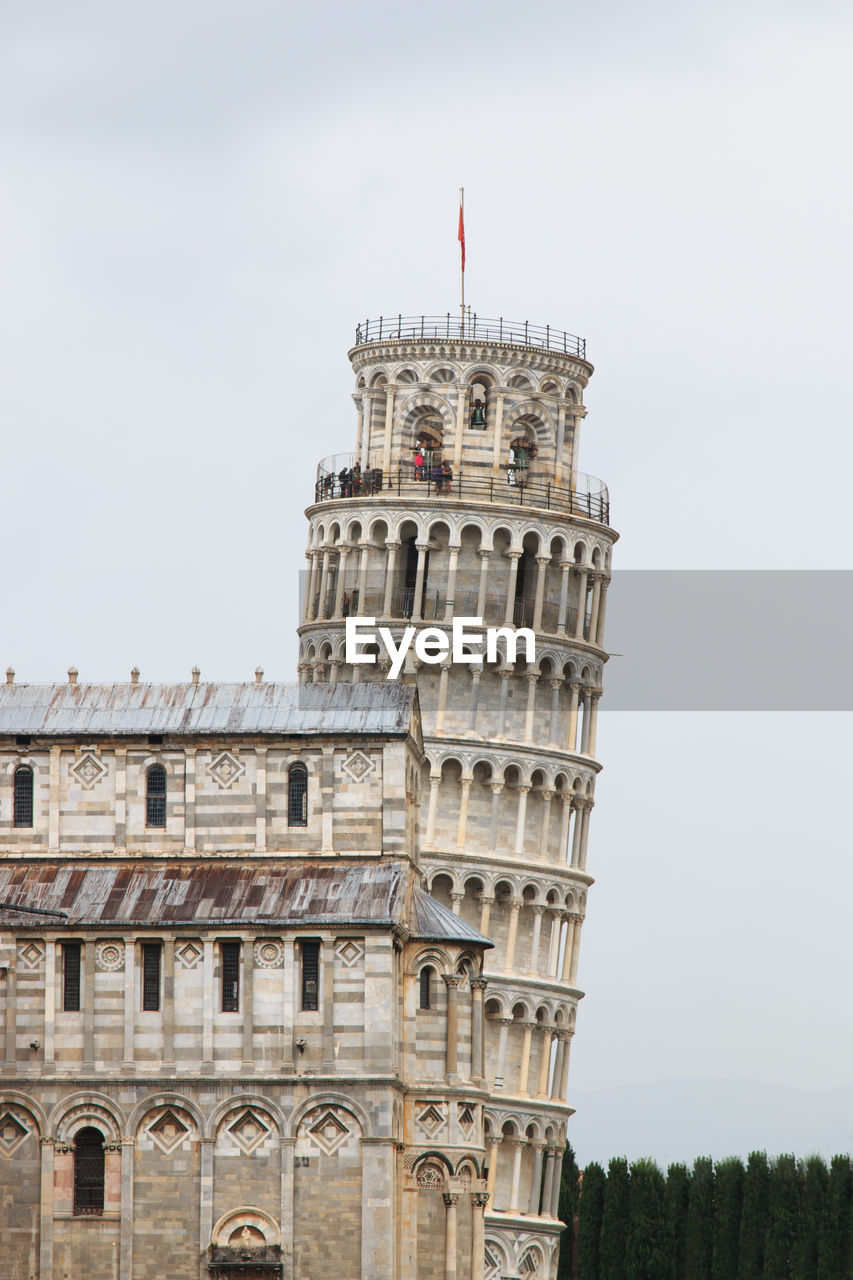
[146,765,166,829]
[288,764,308,827]
[73,1127,105,1215]
[13,765,33,828]
[419,965,434,1010]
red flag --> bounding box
[458,199,465,272]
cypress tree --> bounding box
[626,1158,673,1280]
[666,1162,691,1280]
[817,1154,853,1280]
[686,1156,714,1280]
[600,1156,631,1280]
[712,1157,745,1280]
[794,1155,827,1280]
[763,1153,803,1279]
[557,1143,581,1279]
[739,1151,770,1280]
[577,1161,606,1280]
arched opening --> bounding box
[13,765,33,828]
[419,965,434,1010]
[146,765,166,829]
[73,1126,105,1216]
[288,764,308,827]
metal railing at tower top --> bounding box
[353,314,587,360]
[311,456,610,525]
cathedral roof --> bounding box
[0,681,419,741]
[410,888,493,948]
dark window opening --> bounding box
[301,940,320,1011]
[13,766,33,828]
[148,734,163,746]
[419,965,433,1010]
[15,735,31,749]
[142,943,161,1012]
[221,941,240,1012]
[146,764,166,829]
[73,1127,105,1216]
[63,943,81,1012]
[288,764,308,827]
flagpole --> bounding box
[459,187,465,336]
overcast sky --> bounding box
[2,1,852,1164]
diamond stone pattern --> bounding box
[306,1108,351,1156]
[0,1111,30,1157]
[69,752,108,790]
[335,940,364,968]
[341,750,375,784]
[17,942,44,969]
[208,750,245,790]
[147,1109,191,1155]
[416,1104,445,1138]
[176,941,202,969]
[227,1109,272,1155]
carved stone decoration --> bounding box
[0,1109,30,1157]
[340,749,375,783]
[458,1103,475,1137]
[416,1161,445,1189]
[95,940,125,972]
[208,750,246,790]
[415,1104,445,1139]
[484,1245,503,1280]
[17,941,44,969]
[253,940,284,969]
[69,751,108,790]
[226,1109,272,1156]
[305,1108,351,1156]
[176,940,203,969]
[520,1247,541,1276]
[146,1108,193,1156]
[334,939,364,968]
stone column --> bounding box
[588,692,601,758]
[412,542,430,622]
[322,941,335,1072]
[503,552,522,626]
[48,744,61,852]
[485,1135,501,1204]
[570,801,584,868]
[546,911,561,978]
[561,915,578,983]
[198,1137,215,1273]
[354,398,364,463]
[508,1138,524,1213]
[488,783,502,850]
[470,978,487,1084]
[555,402,566,473]
[496,671,511,738]
[444,975,462,1082]
[550,1037,565,1101]
[443,1192,459,1280]
[82,939,95,1070]
[579,802,593,870]
[39,1138,54,1278]
[559,794,572,865]
[201,938,214,1072]
[361,391,374,465]
[588,573,602,640]
[357,540,371,607]
[514,786,530,855]
[470,1191,489,1280]
[453,383,468,470]
[242,936,254,1072]
[558,1031,573,1100]
[528,1143,546,1214]
[3,959,16,1072]
[382,541,400,616]
[435,663,451,734]
[361,1140,395,1279]
[380,384,396,479]
[596,578,610,645]
[466,668,482,733]
[580,688,592,754]
[491,392,505,473]
[527,906,544,976]
[569,917,583,984]
[120,1138,134,1280]
[456,778,472,849]
[333,544,351,617]
[549,679,562,745]
[558,560,572,634]
[114,745,127,851]
[425,772,441,845]
[573,569,588,639]
[316,546,332,619]
[538,793,554,861]
[450,891,464,917]
[163,937,175,1070]
[567,682,580,752]
[43,938,56,1071]
[532,555,550,631]
[280,1135,295,1280]
[122,938,135,1070]
[541,1148,557,1218]
[305,550,321,621]
[255,745,267,853]
[444,545,460,619]
[517,1021,534,1095]
[550,1151,564,1219]
[535,1027,554,1098]
[494,1017,512,1088]
[476,549,492,617]
[504,899,522,972]
[478,894,494,938]
[523,674,539,743]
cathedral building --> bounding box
[0,312,615,1280]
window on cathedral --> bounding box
[221,941,240,1012]
[146,764,167,829]
[13,765,33,827]
[288,763,308,826]
[419,965,434,1010]
[301,940,320,1010]
[142,943,161,1012]
[63,943,82,1012]
[73,1127,105,1215]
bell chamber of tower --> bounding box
[298,312,617,1277]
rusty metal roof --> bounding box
[411,888,493,948]
[0,860,408,927]
[0,682,418,739]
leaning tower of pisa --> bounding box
[298,313,616,1279]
